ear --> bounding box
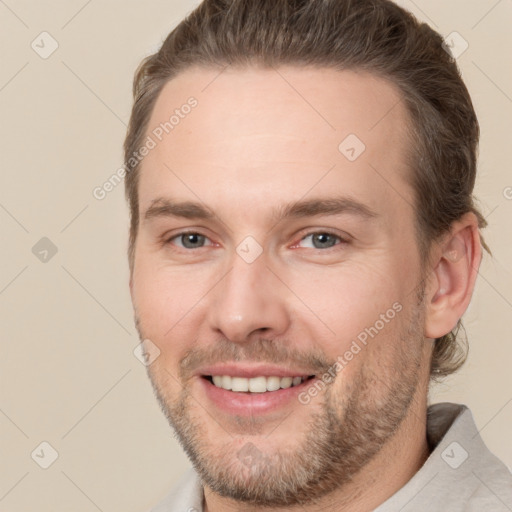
[424,213,483,339]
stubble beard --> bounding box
[137,299,426,508]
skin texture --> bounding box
[130,66,482,511]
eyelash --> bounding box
[164,230,349,251]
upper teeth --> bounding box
[211,375,305,393]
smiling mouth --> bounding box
[203,375,316,393]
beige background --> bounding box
[0,1,511,511]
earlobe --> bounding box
[424,214,482,339]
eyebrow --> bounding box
[142,196,378,224]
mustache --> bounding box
[179,338,335,380]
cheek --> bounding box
[288,262,413,394]
[131,258,204,353]
[132,251,234,376]
[289,262,403,347]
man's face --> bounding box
[131,66,431,506]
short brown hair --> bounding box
[124,0,488,380]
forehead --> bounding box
[138,65,414,221]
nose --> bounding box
[207,251,291,344]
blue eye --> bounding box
[169,232,210,249]
[164,230,346,252]
[299,232,344,249]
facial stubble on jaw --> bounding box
[138,300,425,508]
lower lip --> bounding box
[199,377,315,416]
